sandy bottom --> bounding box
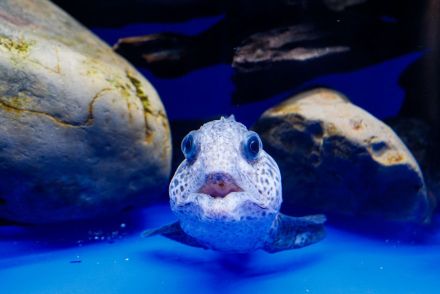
[0,203,439,294]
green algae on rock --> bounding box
[253,88,434,223]
[0,0,171,223]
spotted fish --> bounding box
[144,115,326,253]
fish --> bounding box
[144,115,326,253]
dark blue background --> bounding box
[93,16,420,127]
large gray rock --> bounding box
[0,0,171,223]
[254,88,434,223]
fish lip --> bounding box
[196,172,243,198]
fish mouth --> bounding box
[197,172,243,198]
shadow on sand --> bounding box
[142,247,324,291]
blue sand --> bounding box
[0,204,439,294]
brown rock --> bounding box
[254,88,433,223]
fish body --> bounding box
[145,116,325,253]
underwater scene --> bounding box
[0,0,440,293]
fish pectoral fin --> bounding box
[143,222,208,249]
[142,222,180,238]
[263,213,326,253]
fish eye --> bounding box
[242,132,262,161]
[181,131,198,161]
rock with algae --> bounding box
[253,88,434,223]
[0,0,171,223]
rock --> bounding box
[394,2,440,212]
[231,16,418,104]
[232,25,350,73]
[253,88,433,223]
[0,0,171,223]
[107,0,422,104]
[386,118,432,172]
[387,118,440,211]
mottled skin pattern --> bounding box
[169,116,282,252]
[145,116,326,253]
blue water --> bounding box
[1,16,439,294]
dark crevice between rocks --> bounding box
[0,198,9,225]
